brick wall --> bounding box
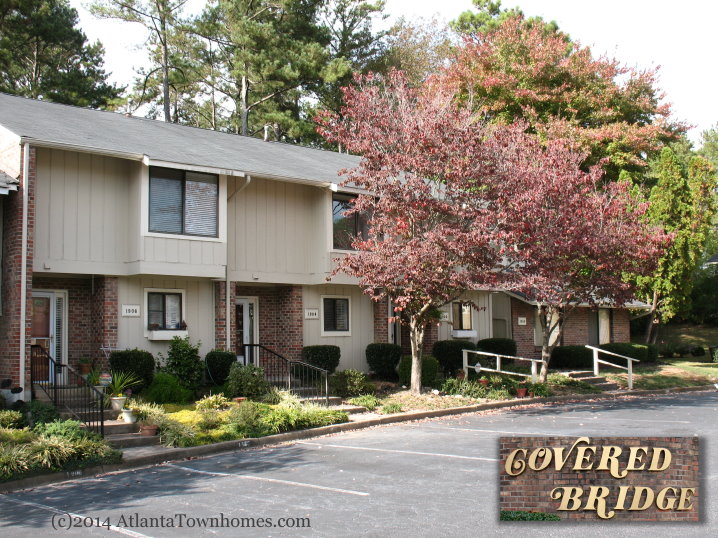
[373,296,389,344]
[511,298,540,358]
[214,281,237,352]
[235,285,303,361]
[563,308,589,346]
[611,309,631,343]
[499,436,699,521]
[400,318,439,355]
[0,146,34,390]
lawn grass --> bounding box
[637,323,718,348]
[606,357,718,389]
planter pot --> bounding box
[110,396,127,412]
[122,409,137,424]
[479,378,489,387]
[139,424,158,436]
[456,371,466,380]
[78,363,93,375]
[529,391,535,398]
[516,387,528,398]
[233,397,247,405]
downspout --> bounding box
[225,176,252,351]
[19,143,29,399]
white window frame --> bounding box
[451,301,477,338]
[320,294,352,337]
[144,287,188,340]
[140,164,227,243]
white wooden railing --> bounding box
[462,350,543,383]
[585,345,640,390]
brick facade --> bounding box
[0,146,34,390]
[214,281,237,352]
[562,307,589,346]
[235,284,303,361]
[611,309,631,343]
[500,436,699,521]
[373,296,389,344]
[510,298,540,358]
[400,318,439,355]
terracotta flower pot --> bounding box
[479,378,489,387]
[78,363,93,375]
[233,397,247,404]
[516,387,528,398]
[456,371,466,380]
[139,424,158,436]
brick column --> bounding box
[562,308,589,346]
[373,297,389,344]
[0,145,34,391]
[277,286,303,361]
[511,298,540,359]
[214,281,237,352]
[90,276,118,369]
[610,309,631,343]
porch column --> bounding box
[214,281,237,352]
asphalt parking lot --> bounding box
[2,391,717,537]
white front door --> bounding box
[31,291,67,382]
[236,297,258,364]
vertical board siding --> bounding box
[229,177,325,278]
[302,284,374,372]
[117,276,214,359]
[438,291,492,344]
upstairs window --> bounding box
[452,302,473,330]
[149,167,218,237]
[332,193,369,250]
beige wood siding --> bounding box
[491,293,513,339]
[117,276,215,359]
[438,291,492,344]
[302,284,374,372]
[34,148,130,274]
[228,176,328,284]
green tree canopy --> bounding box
[0,0,122,108]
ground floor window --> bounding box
[452,302,473,330]
[146,289,185,331]
[322,296,351,336]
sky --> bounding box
[70,0,717,145]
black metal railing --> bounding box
[243,344,329,405]
[30,345,105,436]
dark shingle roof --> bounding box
[0,93,360,185]
[0,170,18,195]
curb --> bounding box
[2,384,714,494]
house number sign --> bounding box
[304,308,319,320]
[122,304,141,317]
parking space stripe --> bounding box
[166,464,369,496]
[298,442,498,461]
[0,496,150,537]
[414,425,571,436]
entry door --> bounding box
[31,291,66,382]
[236,298,256,364]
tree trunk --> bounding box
[644,291,659,344]
[240,75,249,136]
[408,315,425,395]
[160,18,171,123]
[538,305,563,383]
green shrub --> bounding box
[227,401,272,437]
[659,342,678,358]
[550,346,593,369]
[27,401,59,426]
[476,338,517,357]
[34,420,95,441]
[380,403,402,414]
[161,336,204,391]
[260,386,282,404]
[0,445,31,480]
[331,369,375,398]
[0,410,25,429]
[598,343,646,362]
[157,419,197,448]
[432,340,476,375]
[27,436,75,470]
[713,347,718,363]
[0,427,35,444]
[486,387,512,400]
[195,409,226,431]
[226,363,270,400]
[546,373,601,394]
[348,394,380,411]
[500,511,561,521]
[441,378,487,399]
[365,343,402,380]
[301,346,341,373]
[108,349,155,390]
[525,382,551,397]
[205,350,236,385]
[646,344,659,363]
[195,393,231,411]
[398,355,440,387]
[690,346,706,357]
[143,372,193,404]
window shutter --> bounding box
[149,175,183,234]
[184,172,218,236]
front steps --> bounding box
[104,420,160,449]
[564,371,621,391]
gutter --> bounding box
[19,143,29,399]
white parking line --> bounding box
[299,442,498,461]
[0,496,150,537]
[166,464,369,496]
[415,425,570,436]
[537,416,691,424]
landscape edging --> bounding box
[1,384,714,494]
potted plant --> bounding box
[479,377,489,387]
[456,370,466,381]
[134,405,161,436]
[106,370,141,411]
[78,357,94,375]
[122,405,137,424]
[86,369,105,394]
[516,383,529,398]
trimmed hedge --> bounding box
[205,350,236,385]
[598,343,658,363]
[144,372,193,404]
[301,346,341,373]
[331,369,375,398]
[432,340,476,375]
[365,343,402,380]
[398,355,440,387]
[550,346,593,369]
[476,338,517,357]
[500,511,561,521]
[109,349,155,390]
[226,364,271,400]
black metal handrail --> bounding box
[30,345,105,436]
[243,344,329,405]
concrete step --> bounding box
[565,371,597,379]
[102,419,139,435]
[106,432,161,449]
[329,404,367,414]
[592,382,621,391]
[301,396,342,406]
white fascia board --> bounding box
[142,156,245,178]
[20,137,146,161]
